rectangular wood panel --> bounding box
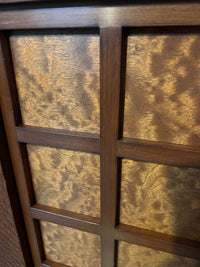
[10,34,100,134]
[124,34,200,146]
[120,159,200,241]
[27,145,100,218]
[118,241,200,267]
[40,221,101,267]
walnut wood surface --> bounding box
[41,221,101,267]
[118,241,200,267]
[124,34,200,146]
[120,159,200,241]
[27,145,100,217]
[10,34,100,134]
[16,125,100,154]
[100,27,122,267]
[116,224,200,260]
[31,204,101,235]
[118,138,200,168]
[0,109,33,267]
[2,4,200,29]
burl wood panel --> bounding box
[0,165,25,267]
[41,221,101,267]
[10,34,99,134]
[120,159,200,240]
[118,241,200,267]
[124,34,200,145]
[27,145,100,217]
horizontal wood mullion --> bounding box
[117,138,200,168]
[1,4,200,29]
[16,125,100,154]
[115,224,200,260]
[31,204,101,235]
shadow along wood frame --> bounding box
[0,2,200,267]
[0,108,33,266]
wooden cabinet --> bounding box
[0,2,200,267]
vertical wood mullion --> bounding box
[0,33,42,267]
[100,27,122,267]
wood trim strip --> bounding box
[31,204,101,235]
[16,126,100,154]
[117,224,200,248]
[42,259,70,267]
[117,138,200,168]
[0,111,34,267]
[100,27,122,267]
[0,33,43,266]
[115,224,200,260]
[1,4,200,29]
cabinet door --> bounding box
[0,3,200,267]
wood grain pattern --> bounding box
[2,4,200,29]
[27,145,100,217]
[120,159,200,241]
[16,125,100,154]
[116,224,200,260]
[0,110,34,267]
[124,34,200,146]
[0,32,43,266]
[0,169,25,267]
[118,241,200,267]
[31,204,101,235]
[117,138,200,168]
[10,34,100,134]
[41,221,101,267]
[100,27,122,267]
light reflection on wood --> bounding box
[41,221,101,267]
[120,159,200,240]
[118,241,200,267]
[27,145,100,217]
[10,35,100,134]
[124,35,200,145]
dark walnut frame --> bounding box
[0,2,200,267]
